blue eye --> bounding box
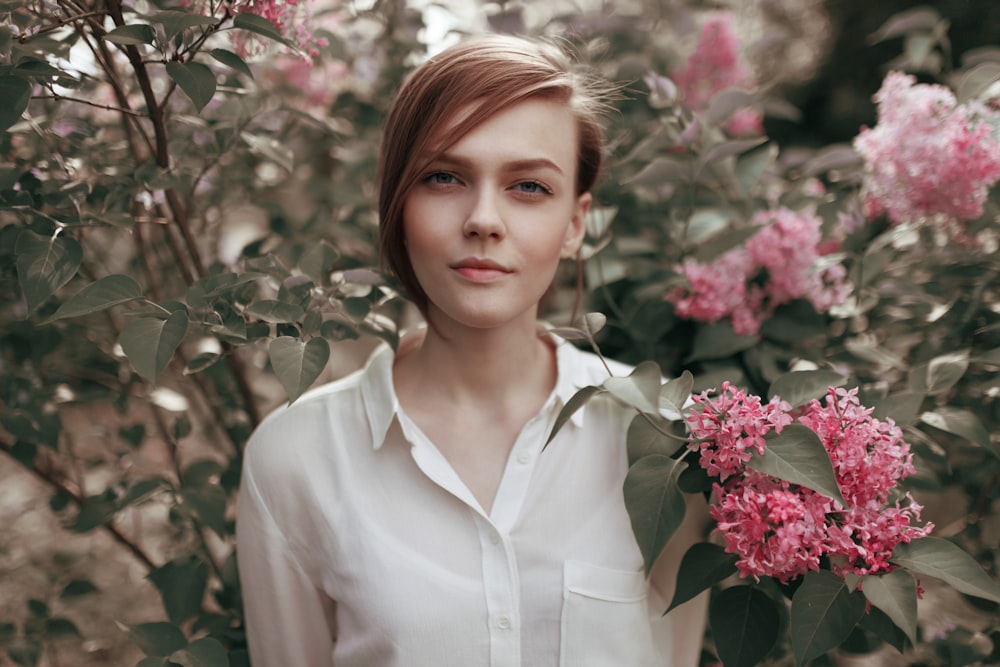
[425,172,458,185]
[515,181,551,195]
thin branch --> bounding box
[0,438,157,571]
[31,93,146,117]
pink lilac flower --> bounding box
[686,382,793,481]
[853,71,1000,226]
[668,208,852,335]
[183,0,327,56]
[699,385,933,582]
[671,12,763,136]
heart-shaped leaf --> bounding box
[15,231,83,312]
[269,336,330,403]
[791,571,866,665]
[104,24,155,45]
[891,537,1000,603]
[767,370,847,408]
[545,385,602,446]
[710,585,781,667]
[748,424,847,505]
[166,61,217,112]
[0,75,31,131]
[659,369,693,418]
[120,311,189,381]
[860,569,917,646]
[623,454,687,575]
[47,274,143,322]
[668,542,738,611]
[603,360,662,414]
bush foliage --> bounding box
[2,1,1000,665]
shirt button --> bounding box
[496,616,511,630]
[490,530,501,545]
[516,450,530,464]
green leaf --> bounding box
[583,312,607,336]
[860,569,917,646]
[668,542,738,612]
[165,61,217,112]
[15,231,83,313]
[60,579,99,598]
[104,24,156,45]
[623,454,687,575]
[0,76,31,131]
[169,637,229,667]
[545,385,603,446]
[44,618,80,638]
[246,300,305,324]
[872,391,925,425]
[920,408,993,449]
[127,622,187,657]
[625,156,691,185]
[47,274,143,322]
[147,558,209,625]
[697,136,768,172]
[685,321,758,362]
[233,12,287,44]
[858,605,908,653]
[891,537,1000,603]
[120,311,188,381]
[692,224,763,264]
[709,585,781,667]
[269,337,330,403]
[70,496,116,532]
[180,482,227,537]
[150,10,217,38]
[791,570,867,665]
[603,360,662,414]
[240,132,295,173]
[767,370,847,409]
[210,48,254,79]
[748,424,847,506]
[908,350,969,395]
[627,414,682,465]
[659,370,693,418]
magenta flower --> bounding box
[670,12,763,136]
[853,71,1000,226]
[694,384,933,582]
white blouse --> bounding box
[236,333,682,666]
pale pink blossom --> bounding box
[668,208,851,335]
[671,12,763,136]
[853,71,1000,226]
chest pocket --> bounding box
[560,560,662,667]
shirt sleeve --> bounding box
[237,463,337,666]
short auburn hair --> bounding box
[377,34,611,312]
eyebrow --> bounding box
[426,153,565,175]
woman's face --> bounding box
[402,97,590,332]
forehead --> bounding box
[426,97,579,166]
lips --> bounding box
[451,257,512,282]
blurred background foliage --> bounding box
[1,0,1000,665]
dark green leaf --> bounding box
[71,497,116,532]
[659,370,693,418]
[668,542,738,611]
[184,352,222,375]
[858,605,909,653]
[245,299,304,323]
[268,337,330,403]
[710,585,781,667]
[0,621,14,643]
[623,454,687,575]
[627,414,682,465]
[104,24,156,46]
[14,60,68,79]
[150,10,217,38]
[545,385,603,446]
[181,482,227,537]
[298,241,339,283]
[791,570,867,665]
[860,569,917,646]
[0,76,31,131]
[119,478,164,507]
[685,322,758,362]
[891,537,1000,603]
[169,637,229,667]
[47,274,143,322]
[767,371,847,409]
[128,622,187,657]
[210,48,254,79]
[692,224,763,264]
[43,618,79,638]
[920,408,993,449]
[748,424,847,505]
[15,231,83,313]
[7,644,40,667]
[165,61,217,112]
[147,558,209,625]
[60,579,99,598]
[120,311,189,381]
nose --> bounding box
[463,187,505,240]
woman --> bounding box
[237,34,707,666]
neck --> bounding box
[395,315,557,408]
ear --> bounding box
[561,192,591,258]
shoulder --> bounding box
[554,338,634,385]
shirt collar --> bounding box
[360,327,591,450]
